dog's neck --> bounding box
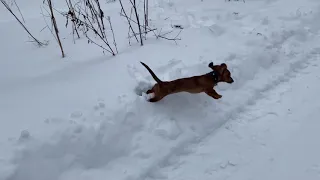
[211,70,220,83]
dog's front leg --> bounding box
[205,89,222,99]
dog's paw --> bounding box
[214,94,222,99]
[141,92,155,101]
[146,93,155,100]
[134,81,153,96]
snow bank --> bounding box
[152,52,320,180]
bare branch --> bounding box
[107,16,118,54]
[13,0,25,23]
[120,12,182,43]
[63,0,116,55]
[40,7,57,42]
[130,0,143,45]
[1,0,47,47]
[127,7,134,45]
[85,34,113,54]
[119,0,139,43]
[143,0,148,40]
[65,0,80,42]
[45,0,65,57]
[128,28,156,39]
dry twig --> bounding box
[119,0,139,44]
[65,0,117,55]
[120,12,182,43]
[45,0,65,57]
[130,0,143,45]
[107,16,118,54]
[1,0,47,46]
[65,0,80,43]
[13,0,25,23]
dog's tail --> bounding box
[140,61,162,83]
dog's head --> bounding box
[208,62,234,84]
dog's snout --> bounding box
[229,78,234,83]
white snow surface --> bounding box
[1,0,320,180]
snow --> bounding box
[149,54,320,180]
[1,0,320,180]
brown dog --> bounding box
[140,61,234,102]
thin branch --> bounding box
[120,12,182,43]
[157,29,182,45]
[46,0,65,58]
[127,7,134,45]
[85,34,113,54]
[119,0,139,43]
[66,0,80,40]
[130,0,143,45]
[13,0,25,23]
[128,28,156,38]
[107,16,118,54]
[120,12,157,37]
[69,1,115,55]
[1,0,46,46]
[143,0,148,40]
[40,6,58,42]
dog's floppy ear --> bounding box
[208,62,214,68]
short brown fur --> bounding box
[141,61,234,102]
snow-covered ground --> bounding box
[1,0,320,180]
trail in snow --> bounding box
[139,46,320,180]
[147,49,320,180]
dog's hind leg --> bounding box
[145,89,158,102]
[149,97,159,102]
[148,92,165,102]
[148,95,165,102]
